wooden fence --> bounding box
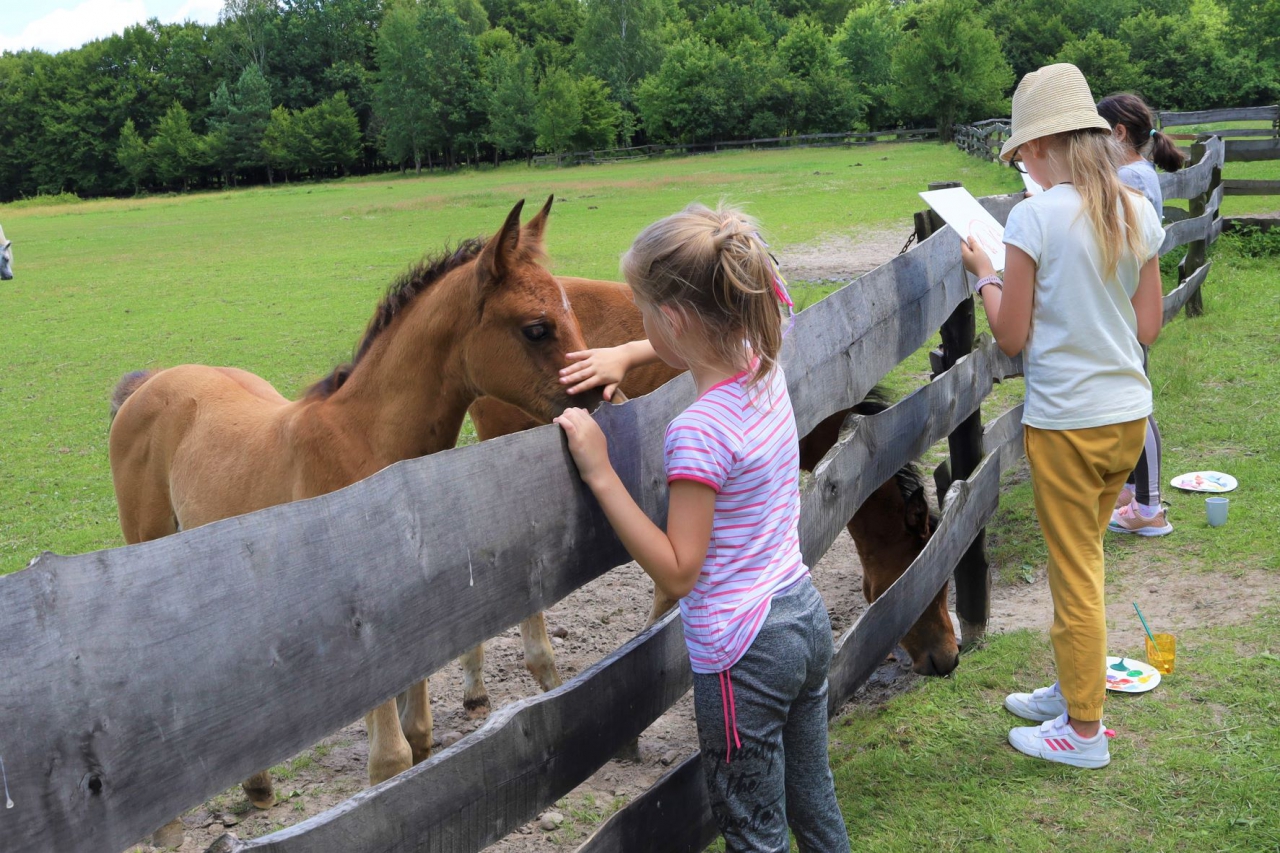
[531,128,938,167]
[0,138,1225,853]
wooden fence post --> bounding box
[916,180,990,648]
[1183,138,1220,318]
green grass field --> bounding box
[3,141,1279,851]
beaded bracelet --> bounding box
[974,274,1003,295]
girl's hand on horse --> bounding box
[554,407,613,487]
[960,236,996,280]
[561,341,658,400]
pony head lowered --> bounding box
[309,196,603,425]
[0,225,12,280]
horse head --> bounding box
[0,226,12,281]
[461,196,603,421]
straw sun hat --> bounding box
[999,63,1112,162]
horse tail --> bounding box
[110,370,156,423]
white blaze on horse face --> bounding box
[558,281,572,316]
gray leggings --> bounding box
[692,576,851,853]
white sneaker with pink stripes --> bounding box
[1008,713,1111,768]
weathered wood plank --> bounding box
[1163,262,1212,325]
[1159,135,1224,201]
[1223,214,1280,232]
[1160,179,1222,256]
[1158,106,1280,127]
[1222,179,1280,196]
[799,337,1020,568]
[209,610,691,853]
[574,756,715,853]
[580,423,1026,853]
[827,427,1014,711]
[1224,138,1280,162]
[981,404,1025,474]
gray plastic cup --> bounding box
[1206,496,1229,527]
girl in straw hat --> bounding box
[959,63,1166,768]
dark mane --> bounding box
[306,237,486,398]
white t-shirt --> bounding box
[1003,184,1165,430]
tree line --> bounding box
[0,0,1276,201]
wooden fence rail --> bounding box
[0,141,1226,853]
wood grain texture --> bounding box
[1159,135,1224,201]
[1224,138,1280,162]
[207,611,691,853]
[1158,106,1280,126]
[573,756,715,853]
[1222,179,1280,196]
[1162,262,1212,325]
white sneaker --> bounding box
[1008,712,1111,768]
[1004,682,1068,722]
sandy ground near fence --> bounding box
[127,233,1280,853]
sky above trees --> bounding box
[0,0,221,54]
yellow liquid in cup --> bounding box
[1145,633,1176,674]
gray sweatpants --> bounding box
[692,576,851,853]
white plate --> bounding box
[1105,656,1162,693]
[1170,471,1238,493]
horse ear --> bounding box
[477,199,526,290]
[904,486,932,539]
[521,195,553,255]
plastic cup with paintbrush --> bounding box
[1133,602,1175,675]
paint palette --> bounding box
[1105,656,1161,693]
[1171,471,1238,493]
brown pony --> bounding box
[108,199,602,847]
[459,276,960,718]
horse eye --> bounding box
[522,323,549,342]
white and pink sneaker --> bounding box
[1008,712,1111,768]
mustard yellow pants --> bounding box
[1024,419,1147,721]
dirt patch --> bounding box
[775,229,914,284]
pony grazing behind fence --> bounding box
[107,197,602,848]
[0,224,12,280]
[460,275,960,720]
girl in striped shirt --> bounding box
[555,203,850,852]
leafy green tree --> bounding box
[206,64,274,184]
[833,0,901,128]
[374,2,435,171]
[116,118,151,193]
[149,102,204,189]
[262,105,311,180]
[485,46,540,163]
[573,75,623,149]
[636,36,757,143]
[891,0,1013,138]
[300,92,363,175]
[418,0,487,167]
[1054,33,1145,99]
[574,0,673,107]
[535,67,583,155]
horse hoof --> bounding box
[411,742,433,765]
[151,818,186,849]
[464,696,491,720]
[243,784,276,810]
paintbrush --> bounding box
[1132,601,1169,670]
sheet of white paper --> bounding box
[1021,171,1046,195]
[918,186,1007,272]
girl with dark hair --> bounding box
[1096,92,1185,537]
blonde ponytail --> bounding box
[622,202,785,389]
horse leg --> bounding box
[645,588,678,628]
[366,698,414,785]
[459,645,491,719]
[399,678,433,765]
[520,614,562,691]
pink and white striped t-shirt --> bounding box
[665,364,808,674]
